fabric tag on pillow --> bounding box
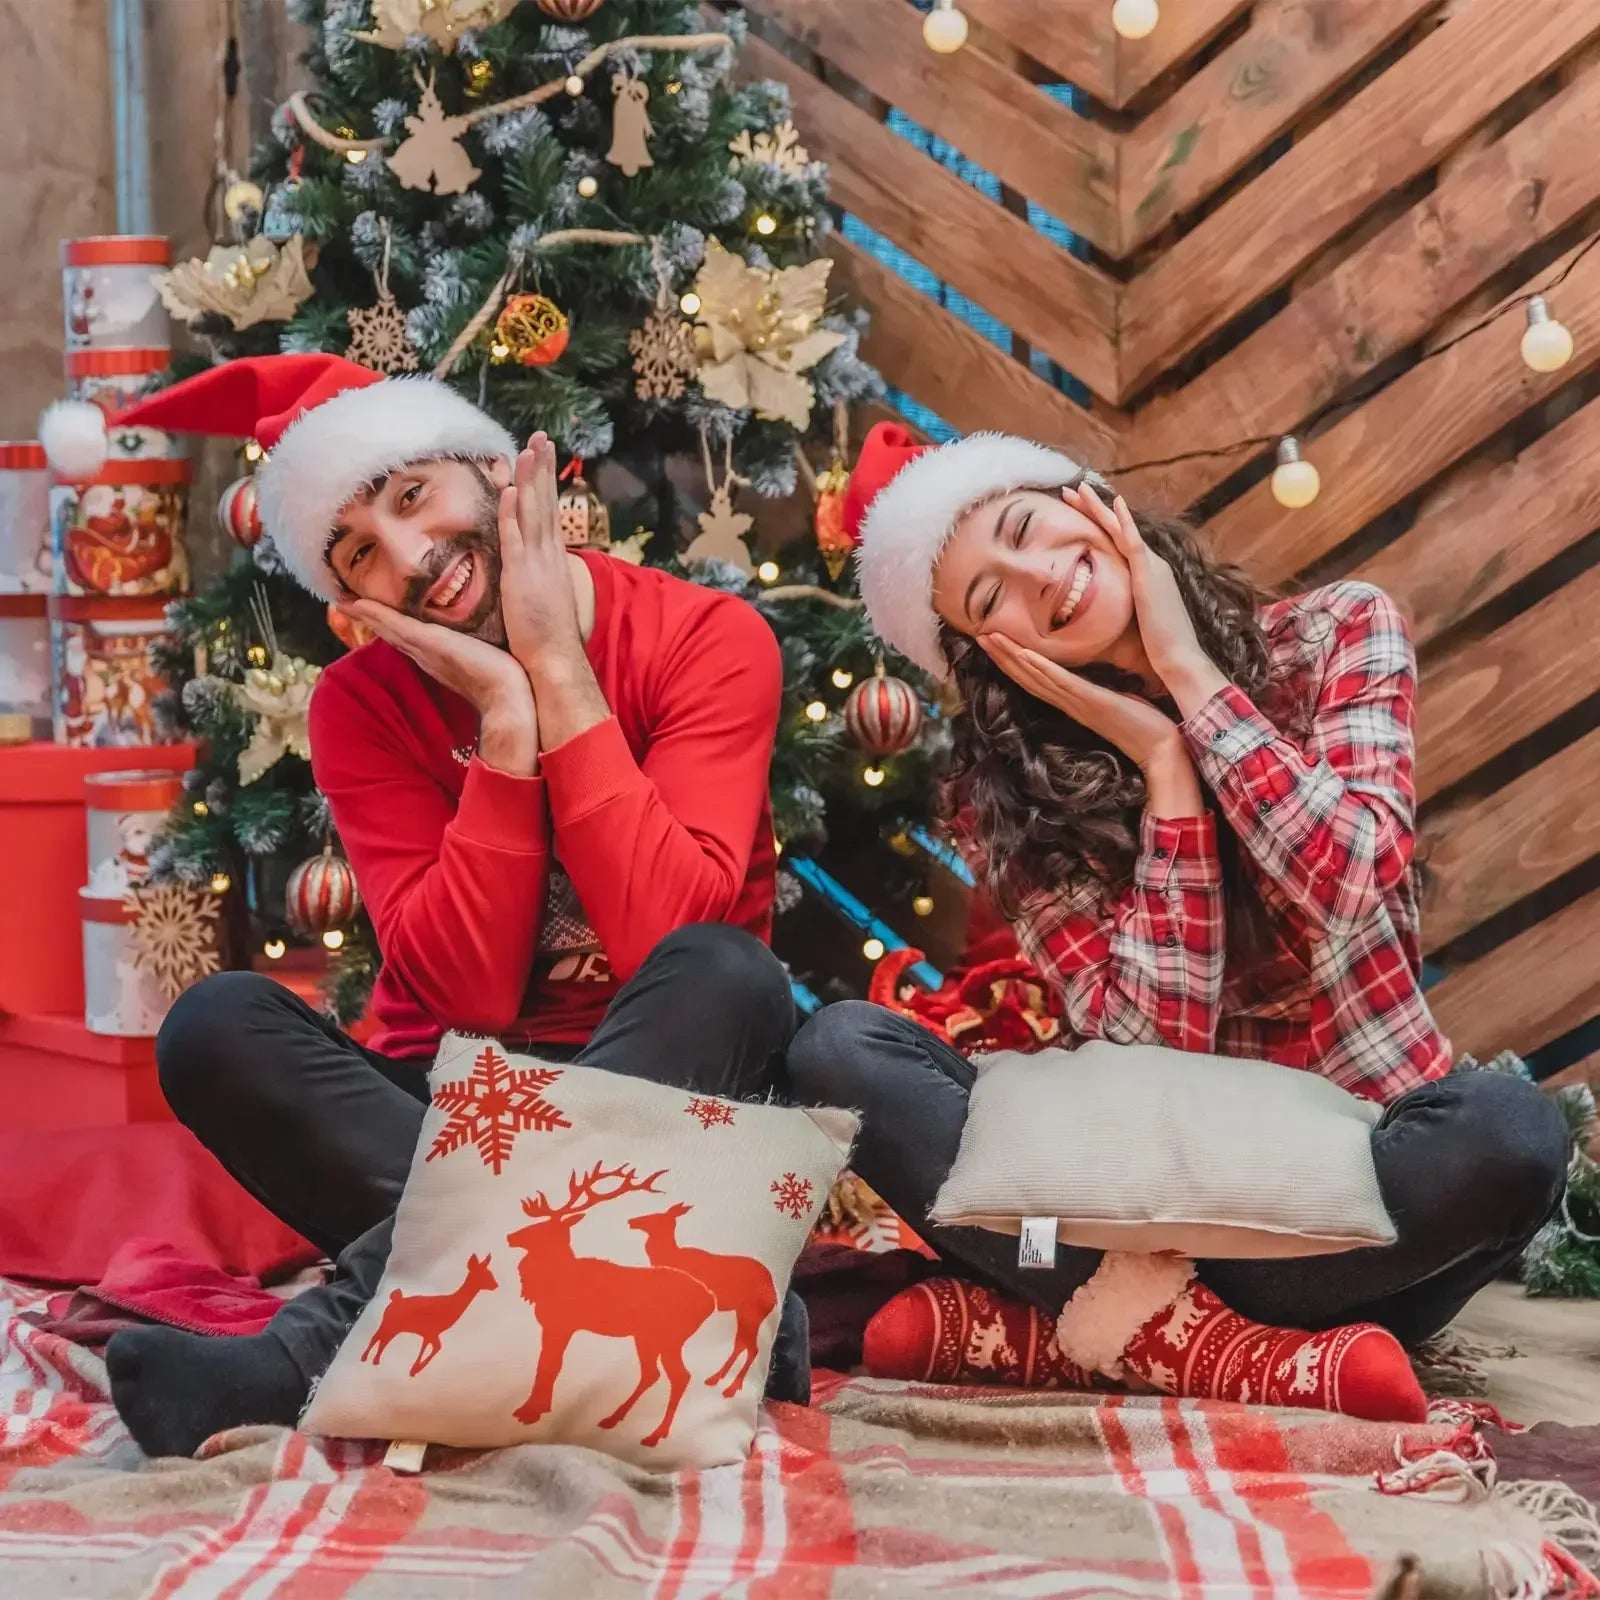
[383,1440,428,1474]
[1018,1217,1058,1269]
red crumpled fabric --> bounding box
[25,1237,295,1348]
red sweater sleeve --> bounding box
[309,662,550,1033]
[538,593,781,980]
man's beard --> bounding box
[399,477,505,645]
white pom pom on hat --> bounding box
[845,423,1110,680]
[38,399,111,482]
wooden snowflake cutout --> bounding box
[347,285,418,373]
[123,883,222,1000]
[729,121,810,177]
[628,306,696,401]
[428,1045,570,1176]
[685,1096,736,1130]
[771,1171,814,1220]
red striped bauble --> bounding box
[217,476,262,549]
[534,0,604,19]
[286,849,360,935]
[843,670,923,757]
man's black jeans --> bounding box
[156,924,806,1396]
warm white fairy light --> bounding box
[263,938,286,961]
[243,439,264,463]
[576,175,598,198]
[831,668,854,689]
[679,290,702,316]
[805,700,828,723]
[753,212,778,236]
[862,765,886,788]
[1270,436,1321,509]
[757,560,780,583]
[1520,295,1575,373]
[564,74,585,96]
[862,937,886,961]
[913,895,935,917]
[1111,0,1160,40]
[922,0,969,52]
[323,929,346,951]
[210,871,232,894]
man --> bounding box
[44,355,800,1457]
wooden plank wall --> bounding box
[729,0,1600,1068]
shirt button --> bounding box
[1212,730,1227,744]
[1153,846,1170,859]
[1257,798,1272,815]
[1163,933,1179,947]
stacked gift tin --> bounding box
[50,236,190,748]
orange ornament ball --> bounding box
[495,293,570,368]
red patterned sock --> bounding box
[862,1277,1096,1390]
[1118,1281,1426,1423]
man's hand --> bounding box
[500,431,583,677]
[341,599,539,775]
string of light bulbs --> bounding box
[921,0,1161,56]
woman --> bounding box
[788,425,1567,1421]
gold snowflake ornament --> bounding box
[348,285,419,373]
[689,240,845,431]
[628,306,696,401]
[729,121,810,177]
[124,883,222,1001]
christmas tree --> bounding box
[151,0,944,1021]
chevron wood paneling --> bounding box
[736,0,1600,1063]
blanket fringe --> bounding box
[1379,1413,1600,1597]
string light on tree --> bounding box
[922,0,969,53]
[1270,436,1321,509]
[263,938,286,961]
[679,290,701,316]
[863,765,886,788]
[757,560,780,583]
[1521,294,1575,373]
[831,668,854,689]
[192,800,209,817]
[577,174,599,198]
[862,937,886,961]
[243,439,264,463]
[753,212,778,237]
[565,75,585,97]
[805,700,828,723]
[210,872,232,894]
[1111,0,1160,39]
[913,895,935,917]
[323,929,346,951]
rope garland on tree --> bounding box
[286,31,732,157]
[432,228,646,378]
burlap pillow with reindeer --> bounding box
[302,1034,858,1471]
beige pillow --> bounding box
[930,1042,1394,1258]
[303,1035,857,1470]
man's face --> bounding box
[326,457,510,644]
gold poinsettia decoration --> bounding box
[353,0,520,52]
[228,652,322,785]
[156,236,314,331]
[688,239,846,431]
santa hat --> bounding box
[847,423,1108,680]
[39,354,516,602]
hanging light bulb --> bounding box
[323,928,346,951]
[831,667,854,689]
[863,765,886,787]
[263,938,286,961]
[862,937,886,961]
[922,0,969,52]
[679,290,702,316]
[913,895,935,917]
[805,700,828,723]
[1270,436,1321,509]
[1111,0,1160,39]
[757,560,781,583]
[210,871,232,894]
[576,174,599,199]
[1520,294,1575,374]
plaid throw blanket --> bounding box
[0,1280,1580,1598]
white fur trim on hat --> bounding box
[256,376,517,601]
[1053,1251,1195,1379]
[854,431,1108,680]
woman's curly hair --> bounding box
[942,489,1308,964]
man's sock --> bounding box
[764,1290,811,1405]
[107,1326,309,1458]
[1056,1259,1428,1424]
[863,1277,1095,1389]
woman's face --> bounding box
[930,487,1138,668]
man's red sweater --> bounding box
[308,552,782,1059]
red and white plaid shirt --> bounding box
[1007,582,1450,1105]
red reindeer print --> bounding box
[629,1202,778,1398]
[361,1253,498,1377]
[771,1172,814,1220]
[505,1163,715,1447]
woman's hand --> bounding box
[499,431,582,677]
[1063,481,1221,699]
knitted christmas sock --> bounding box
[862,1277,1096,1390]
[1055,1255,1427,1424]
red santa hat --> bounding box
[39,354,516,602]
[847,422,1108,680]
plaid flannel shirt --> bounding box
[1010,582,1450,1105]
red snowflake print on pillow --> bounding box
[771,1172,814,1220]
[685,1096,736,1130]
[428,1045,570,1176]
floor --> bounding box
[1457,1281,1600,1424]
